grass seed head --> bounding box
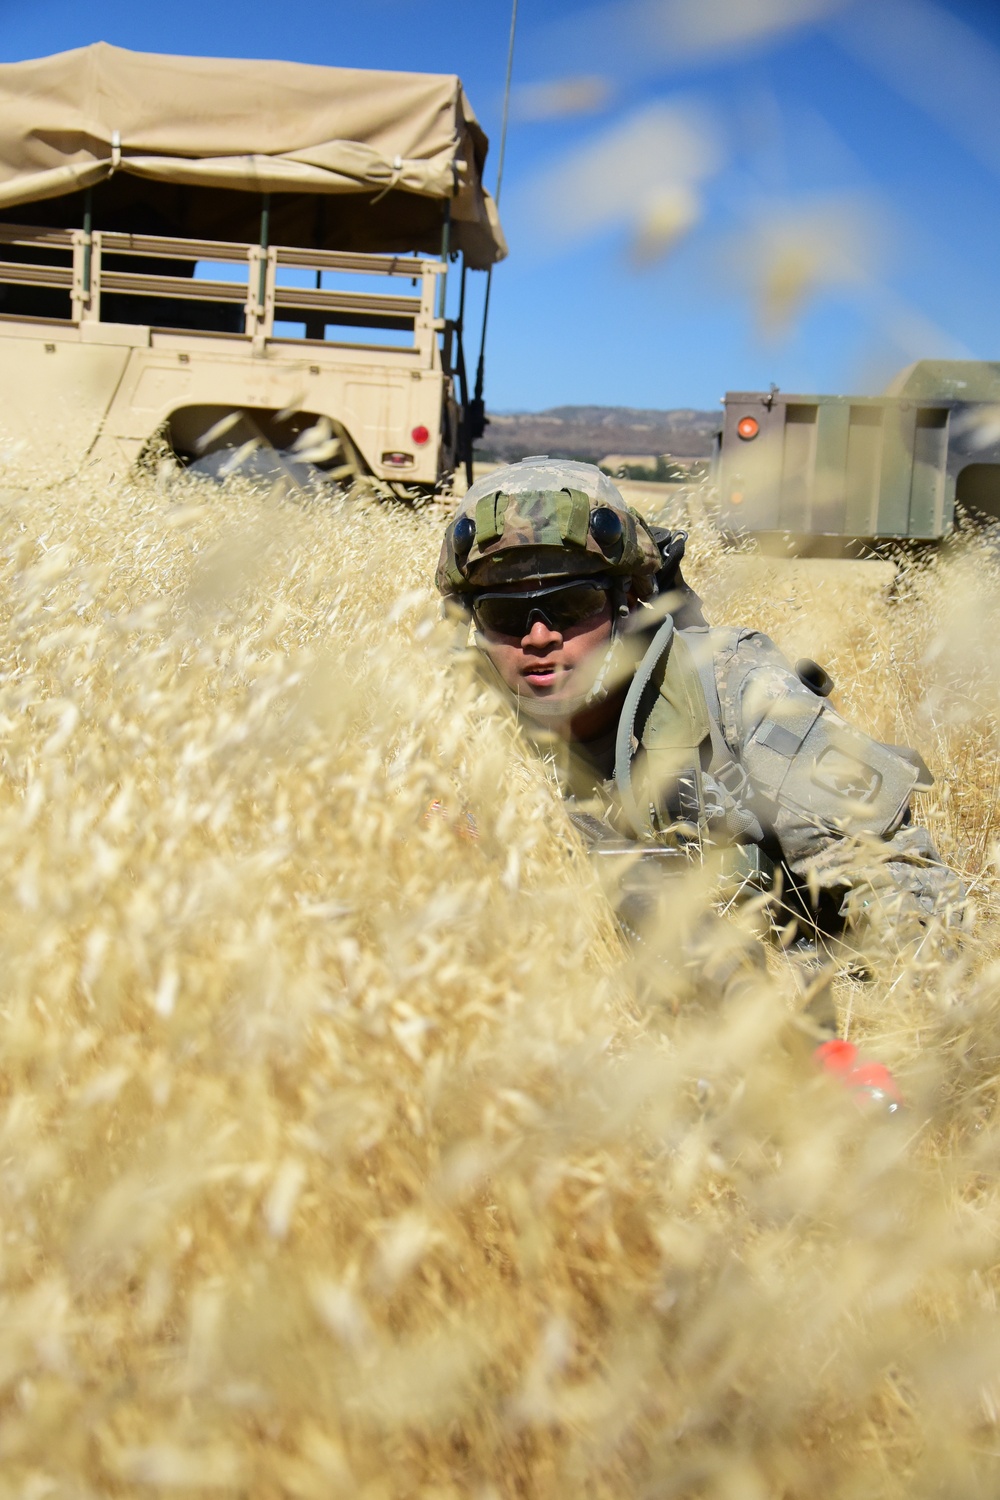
[0,463,997,1495]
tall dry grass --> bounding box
[0,459,998,1496]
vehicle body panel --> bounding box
[716,363,1000,549]
[0,46,503,487]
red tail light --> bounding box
[737,416,760,440]
[411,425,430,445]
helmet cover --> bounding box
[436,458,661,599]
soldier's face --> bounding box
[473,584,614,710]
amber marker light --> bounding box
[737,416,760,440]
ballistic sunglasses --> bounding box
[471,576,613,637]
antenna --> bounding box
[467,0,518,479]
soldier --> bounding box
[436,458,965,974]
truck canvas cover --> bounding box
[0,41,506,267]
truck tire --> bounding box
[186,443,329,491]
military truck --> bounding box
[0,43,506,492]
[714,361,1000,554]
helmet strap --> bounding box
[582,579,630,706]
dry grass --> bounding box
[0,458,998,1496]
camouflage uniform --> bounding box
[437,459,965,955]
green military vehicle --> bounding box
[714,361,1000,554]
[0,43,505,494]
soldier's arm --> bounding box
[715,630,965,931]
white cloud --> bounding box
[834,0,1000,181]
[538,0,852,79]
[512,75,615,123]
[521,100,720,250]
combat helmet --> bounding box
[436,458,662,601]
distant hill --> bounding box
[476,405,721,463]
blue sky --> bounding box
[4,0,1000,414]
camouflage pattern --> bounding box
[808,825,966,941]
[437,458,661,595]
[682,625,966,934]
[577,619,965,945]
[687,627,923,859]
[437,459,966,946]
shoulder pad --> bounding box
[745,705,918,838]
